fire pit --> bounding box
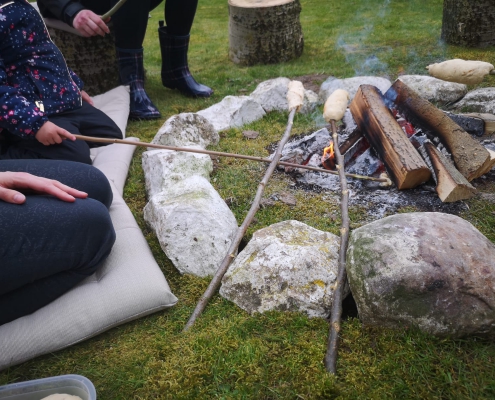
[274,79,495,219]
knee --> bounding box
[75,199,116,275]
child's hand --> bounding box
[81,90,94,106]
[35,121,76,145]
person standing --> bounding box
[37,0,214,121]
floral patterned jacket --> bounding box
[0,0,83,139]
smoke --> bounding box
[335,0,446,77]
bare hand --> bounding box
[0,171,88,204]
[36,121,76,145]
[81,90,94,106]
[73,9,110,37]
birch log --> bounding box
[228,0,304,65]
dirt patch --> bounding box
[291,74,330,93]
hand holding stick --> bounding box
[321,90,351,374]
[182,81,306,332]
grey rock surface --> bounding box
[347,212,495,338]
[319,76,392,103]
[220,220,343,318]
[144,176,238,277]
[452,87,495,114]
[152,112,219,149]
[142,148,213,198]
[197,95,266,132]
[397,75,467,104]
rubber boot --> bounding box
[158,21,213,98]
[116,48,161,120]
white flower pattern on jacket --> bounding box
[0,0,83,138]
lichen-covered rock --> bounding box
[152,113,218,148]
[347,212,495,338]
[452,87,495,114]
[220,220,342,318]
[319,76,392,104]
[197,96,266,132]
[397,75,467,104]
[144,176,238,277]
[142,148,213,198]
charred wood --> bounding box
[350,84,431,189]
[385,79,491,181]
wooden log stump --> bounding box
[441,0,495,48]
[228,0,304,66]
[350,85,431,190]
[419,140,476,203]
[47,26,119,96]
[385,79,491,181]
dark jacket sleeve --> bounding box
[37,0,86,26]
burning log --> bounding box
[419,140,476,203]
[385,79,491,181]
[350,85,431,189]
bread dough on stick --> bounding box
[323,89,350,122]
[427,59,494,85]
[287,80,305,111]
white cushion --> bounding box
[0,85,178,370]
[92,85,130,137]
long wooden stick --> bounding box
[73,134,390,183]
[182,108,298,332]
[101,0,128,20]
[324,119,350,374]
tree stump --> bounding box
[441,0,495,47]
[228,0,304,66]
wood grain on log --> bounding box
[228,0,303,66]
[349,85,431,190]
[420,141,476,202]
[385,79,491,181]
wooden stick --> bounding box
[324,119,351,374]
[101,0,128,20]
[73,134,390,183]
[183,108,298,332]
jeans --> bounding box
[0,159,116,325]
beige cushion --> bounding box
[0,86,178,370]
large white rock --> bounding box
[347,212,495,338]
[220,220,342,318]
[142,148,213,198]
[197,95,266,132]
[397,75,467,104]
[251,77,319,114]
[152,112,219,148]
[452,87,495,114]
[144,176,238,277]
[319,76,392,103]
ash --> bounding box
[272,110,481,222]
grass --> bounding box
[2,0,495,398]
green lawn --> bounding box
[2,0,495,398]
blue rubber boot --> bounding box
[158,22,213,98]
[116,48,161,120]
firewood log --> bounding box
[350,85,431,189]
[419,141,476,202]
[385,79,491,181]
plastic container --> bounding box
[0,374,96,400]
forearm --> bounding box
[37,0,86,26]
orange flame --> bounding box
[321,141,335,169]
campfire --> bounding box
[280,79,495,205]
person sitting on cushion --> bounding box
[37,0,213,120]
[0,0,122,164]
[0,159,115,325]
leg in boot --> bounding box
[116,48,161,120]
[158,22,213,98]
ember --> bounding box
[321,141,335,169]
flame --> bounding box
[321,141,335,169]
